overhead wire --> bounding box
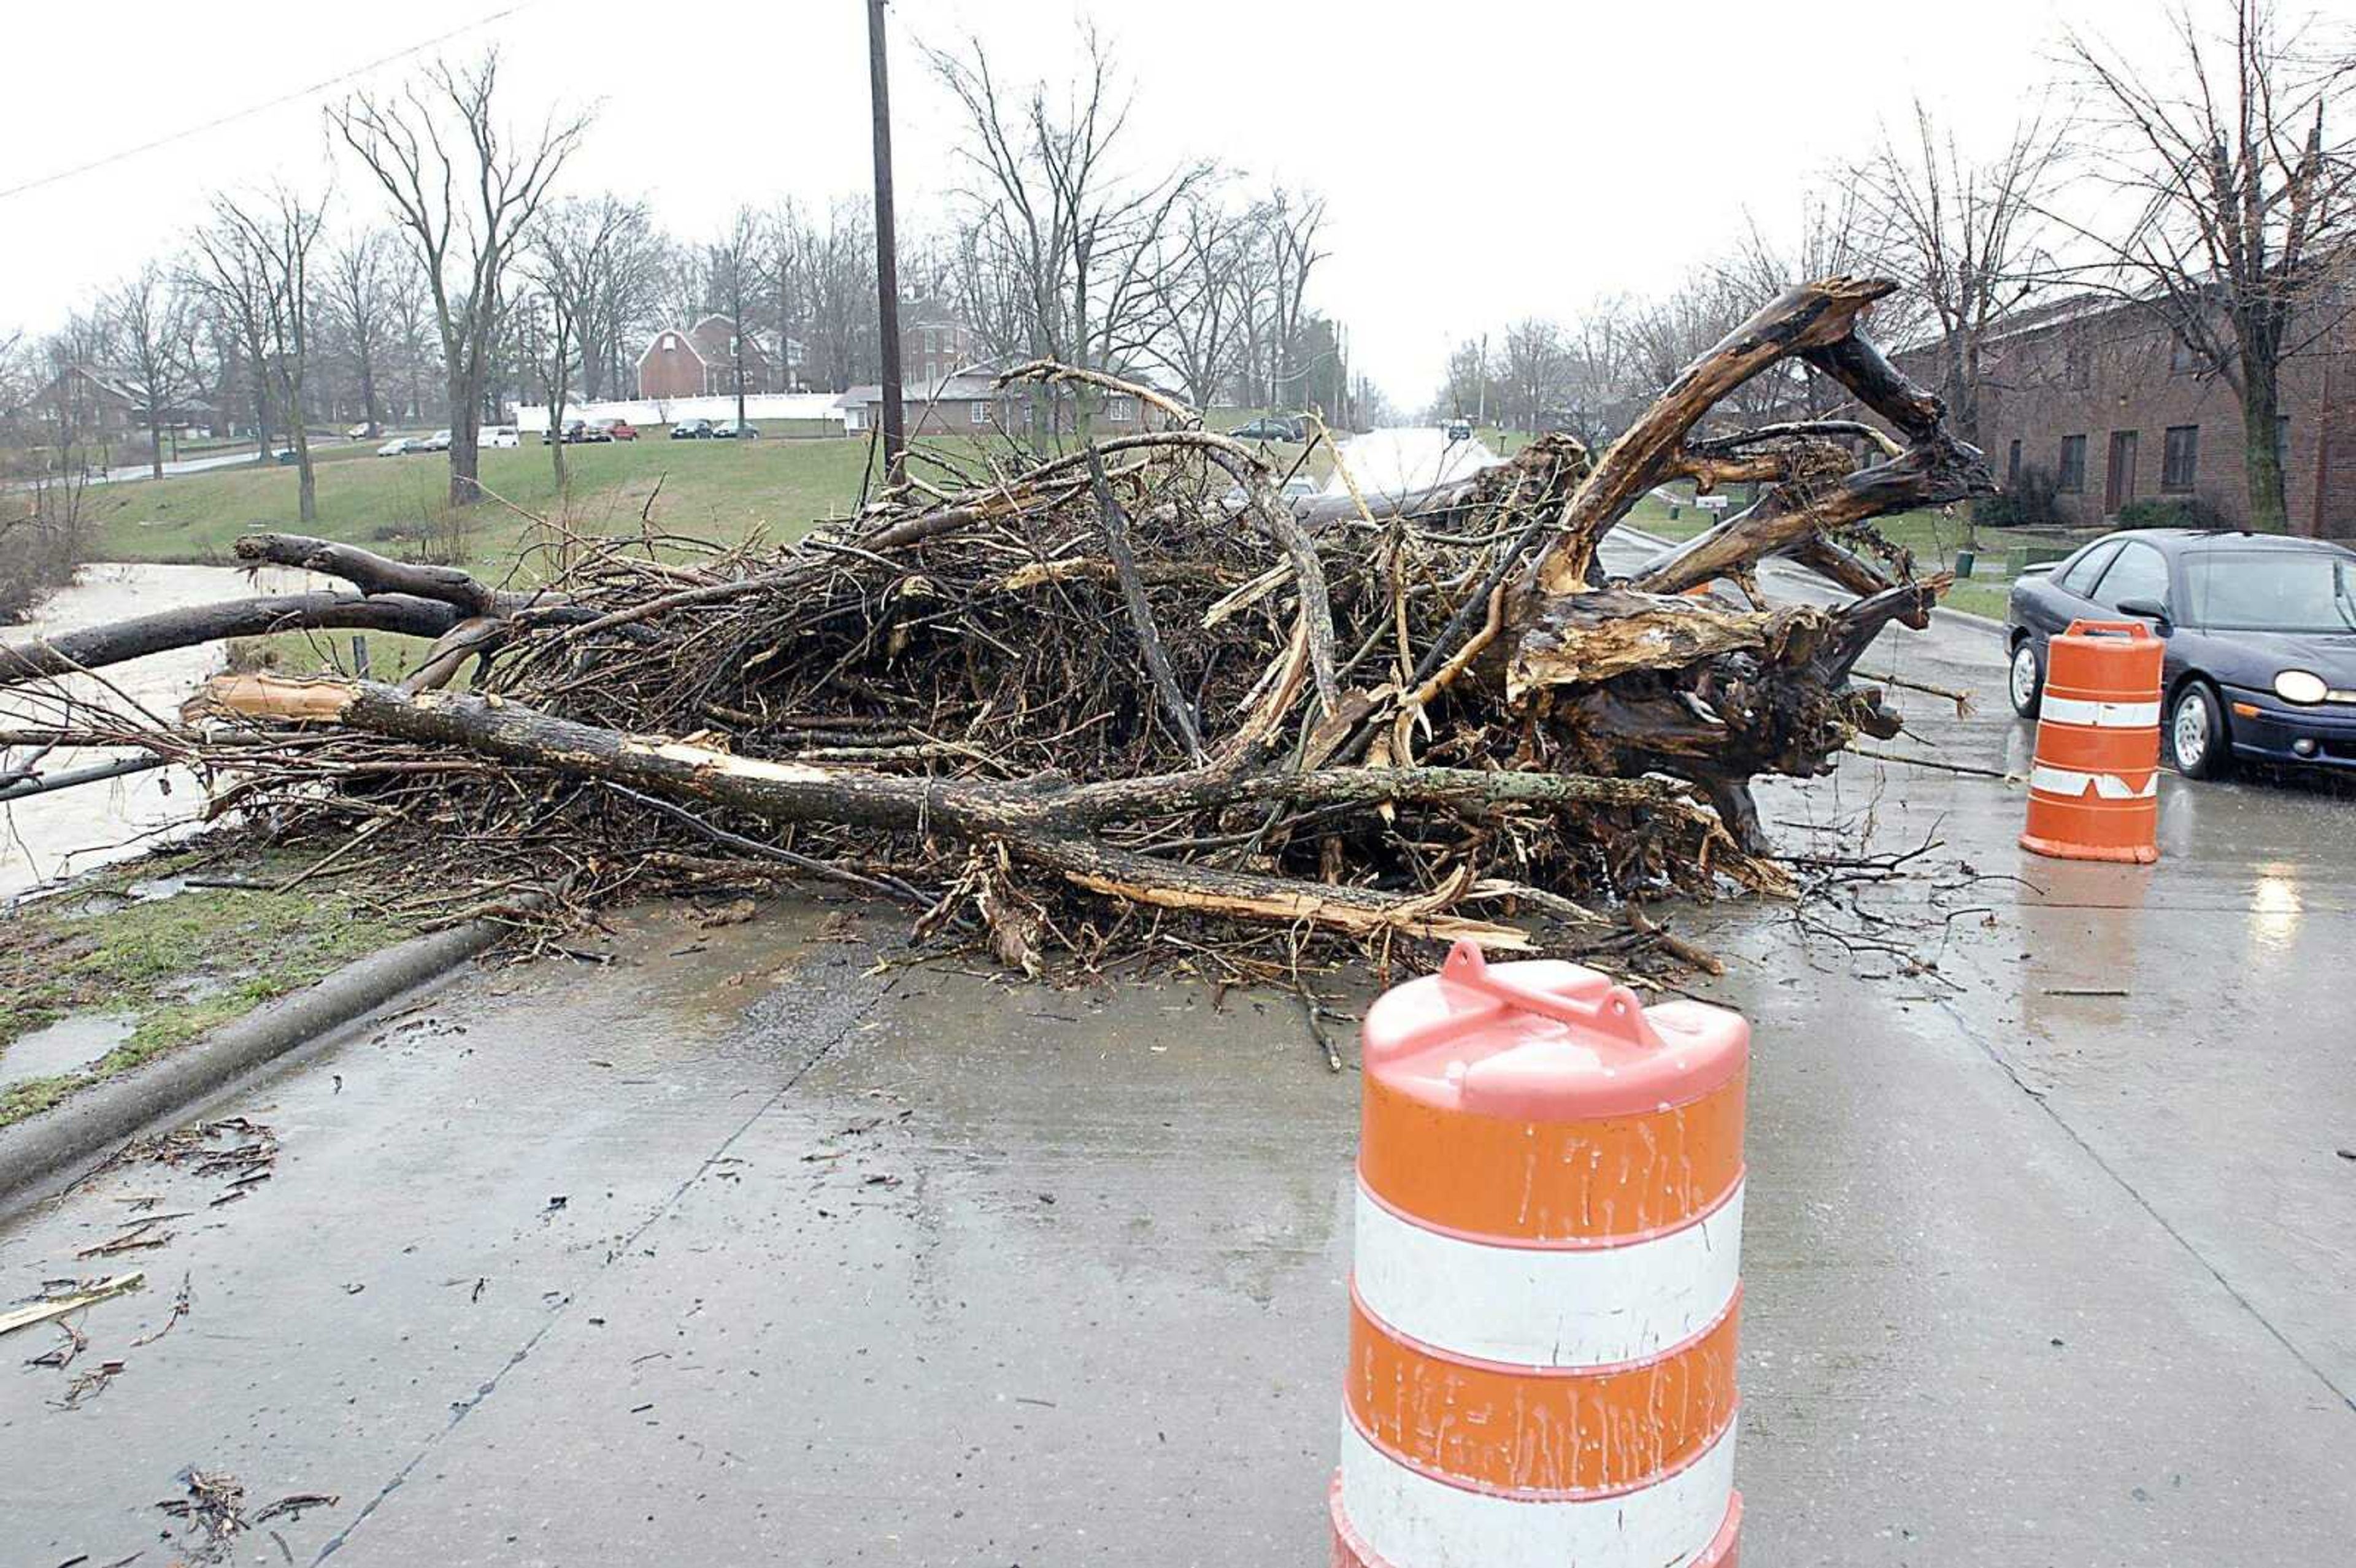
[0,0,546,203]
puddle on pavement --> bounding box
[1,1013,135,1089]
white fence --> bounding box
[514,392,852,433]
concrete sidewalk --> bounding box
[3,605,2353,1565]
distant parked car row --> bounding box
[370,415,766,456]
[544,417,641,444]
[375,426,530,456]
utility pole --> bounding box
[867,0,905,475]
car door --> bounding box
[2085,538,2182,685]
[2030,539,2125,647]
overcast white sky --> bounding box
[0,0,2174,402]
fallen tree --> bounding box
[12,277,1992,978]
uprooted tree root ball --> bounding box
[6,279,1993,985]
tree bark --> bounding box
[2238,311,2289,532]
[1,594,462,687]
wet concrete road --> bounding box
[4,598,2354,1564]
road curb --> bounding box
[0,918,502,1215]
[1934,604,2008,634]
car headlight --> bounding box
[2274,670,2329,704]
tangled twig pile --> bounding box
[7,279,1992,982]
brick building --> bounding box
[1938,292,2356,539]
[636,315,806,401]
[901,299,982,385]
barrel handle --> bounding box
[2062,618,2156,641]
[1440,940,1661,1050]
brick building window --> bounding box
[970,399,989,426]
[1108,396,1135,425]
[2007,439,2022,486]
[2170,337,2198,375]
[2162,425,2199,492]
[2058,434,2087,493]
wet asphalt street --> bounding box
[2,590,2352,1566]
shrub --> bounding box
[1975,462,2065,528]
[222,637,282,674]
[2115,494,2233,531]
[0,468,95,625]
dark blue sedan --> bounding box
[2006,528,2356,778]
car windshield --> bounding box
[2181,551,2356,632]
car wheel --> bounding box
[2008,638,2044,718]
[2168,680,2231,780]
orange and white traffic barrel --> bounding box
[1331,940,1749,1567]
[2020,618,2164,865]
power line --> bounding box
[0,1,545,204]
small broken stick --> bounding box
[0,1273,145,1338]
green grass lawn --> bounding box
[85,434,898,577]
[0,852,405,1128]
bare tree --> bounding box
[526,194,641,489]
[106,263,201,477]
[704,206,766,429]
[1141,186,1252,408]
[1253,186,1326,410]
[193,187,327,521]
[584,206,667,400]
[805,199,879,393]
[928,28,1209,431]
[2058,1,2356,531]
[383,247,437,423]
[323,230,402,438]
[1850,103,2060,445]
[1557,296,1642,445]
[1498,318,1568,434]
[331,52,589,507]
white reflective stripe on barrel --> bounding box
[2029,764,2158,800]
[2040,695,2161,728]
[1339,1412,1737,1567]
[1352,1181,1743,1368]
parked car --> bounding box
[274,448,301,465]
[346,423,374,440]
[669,418,715,440]
[2007,528,2356,778]
[375,436,422,457]
[591,418,639,442]
[1230,415,1305,442]
[483,425,522,448]
[711,418,760,439]
[1217,474,1323,515]
[423,429,453,452]
[543,420,595,445]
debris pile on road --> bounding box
[6,279,1992,979]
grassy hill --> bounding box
[83,436,891,577]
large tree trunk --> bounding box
[447,358,482,511]
[2238,311,2289,533]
